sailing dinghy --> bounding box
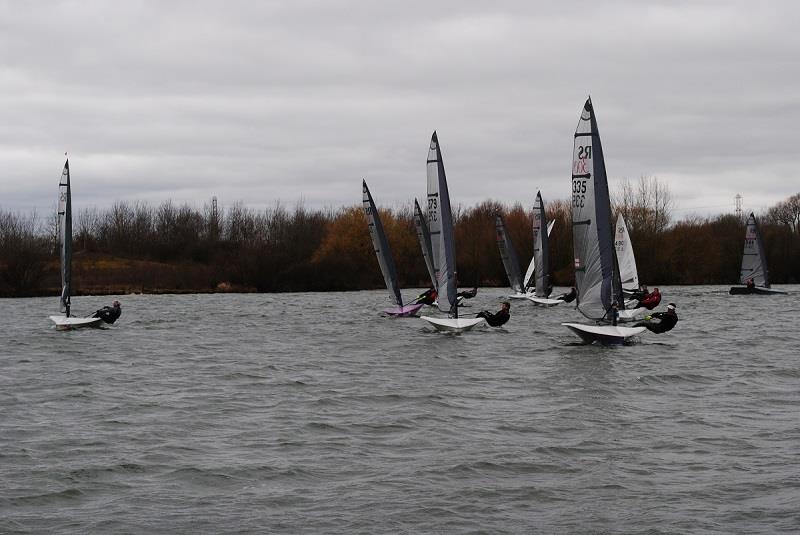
[521,219,554,294]
[363,180,424,317]
[49,159,104,330]
[561,98,645,344]
[495,215,528,299]
[420,132,486,332]
[729,212,785,295]
[529,191,562,306]
[613,214,648,320]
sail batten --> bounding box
[426,132,457,317]
[495,216,523,293]
[739,212,770,287]
[363,180,403,306]
[571,98,623,321]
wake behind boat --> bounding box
[561,98,645,345]
[363,180,424,317]
[419,132,486,333]
[49,159,103,331]
[729,213,786,296]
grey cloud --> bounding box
[1,0,798,218]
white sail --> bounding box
[426,132,457,316]
[523,219,554,288]
[739,212,770,287]
[413,198,437,288]
[495,215,523,293]
[58,160,72,316]
[571,98,623,321]
[363,180,403,306]
[614,214,639,291]
[532,191,550,297]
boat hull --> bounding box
[383,303,425,317]
[528,296,563,307]
[50,315,104,331]
[562,322,646,345]
[420,316,486,333]
[729,286,786,295]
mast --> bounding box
[58,159,72,317]
[362,180,403,306]
[426,131,457,317]
[571,98,623,321]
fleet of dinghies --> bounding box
[50,97,784,342]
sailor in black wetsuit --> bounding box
[413,288,437,306]
[92,300,122,324]
[476,301,510,327]
[555,287,577,303]
[634,303,678,334]
[457,287,478,299]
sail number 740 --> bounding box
[572,178,587,208]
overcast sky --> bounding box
[1,1,797,219]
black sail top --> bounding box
[362,180,403,306]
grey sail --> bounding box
[532,191,550,297]
[413,198,437,288]
[362,180,403,306]
[571,98,623,321]
[58,160,72,316]
[739,212,770,287]
[426,131,458,316]
[524,219,554,289]
[614,214,639,290]
[495,215,523,293]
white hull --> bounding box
[528,296,562,307]
[562,322,646,345]
[420,316,486,333]
[617,306,648,322]
[50,315,104,331]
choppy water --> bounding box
[1,286,799,534]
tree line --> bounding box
[1,180,799,297]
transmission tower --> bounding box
[734,194,742,220]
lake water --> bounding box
[1,286,799,534]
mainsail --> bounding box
[426,131,457,316]
[495,215,523,293]
[58,160,72,317]
[413,198,437,288]
[362,180,403,306]
[523,219,554,289]
[739,212,770,287]
[571,98,623,321]
[532,191,550,297]
[614,214,639,291]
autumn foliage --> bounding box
[1,191,799,297]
